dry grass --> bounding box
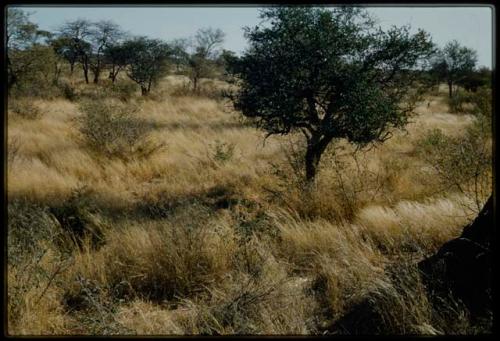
[356,194,476,255]
[7,75,492,335]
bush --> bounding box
[421,86,492,213]
[448,89,470,113]
[468,86,492,117]
[78,100,164,160]
[8,199,60,266]
[8,45,62,99]
[170,80,225,100]
[7,136,22,168]
[109,82,137,102]
[9,99,43,120]
[57,81,78,101]
[178,263,316,334]
[448,86,491,115]
[417,122,491,214]
[95,216,238,302]
[170,82,193,97]
[329,263,476,334]
[209,139,235,164]
[7,198,71,334]
[269,138,387,221]
[48,186,107,249]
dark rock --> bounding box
[460,196,493,248]
[418,195,493,319]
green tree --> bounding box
[103,42,130,83]
[432,40,477,98]
[88,20,124,83]
[57,19,93,83]
[169,38,190,73]
[228,7,434,182]
[188,27,225,92]
[459,67,491,92]
[418,87,492,213]
[6,8,52,90]
[122,37,172,96]
[50,36,80,75]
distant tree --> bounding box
[7,8,50,49]
[6,8,52,90]
[459,67,491,92]
[188,27,225,92]
[228,7,434,182]
[432,40,477,98]
[50,36,79,75]
[44,40,66,85]
[169,38,190,73]
[103,42,129,83]
[58,19,93,83]
[215,49,239,82]
[122,37,172,95]
[88,20,124,83]
[217,49,237,66]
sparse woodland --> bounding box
[6,7,492,335]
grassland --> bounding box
[7,77,491,335]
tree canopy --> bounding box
[432,40,478,97]
[122,37,172,95]
[188,27,225,92]
[228,7,435,181]
[7,8,53,90]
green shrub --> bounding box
[448,86,491,115]
[57,81,78,101]
[170,82,193,97]
[468,86,492,117]
[448,89,470,113]
[7,136,22,168]
[78,100,164,160]
[9,99,43,120]
[109,82,137,101]
[8,199,61,266]
[210,139,235,164]
[417,119,492,213]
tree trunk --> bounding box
[448,80,453,98]
[83,65,89,84]
[8,73,17,90]
[305,147,320,182]
[304,135,332,183]
[7,56,16,90]
[70,63,74,75]
[93,69,100,84]
[141,86,149,96]
[147,78,152,93]
[110,65,117,83]
[193,77,198,93]
[53,62,62,85]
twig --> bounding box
[33,263,63,306]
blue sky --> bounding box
[14,5,494,68]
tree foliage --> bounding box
[418,88,492,213]
[122,37,172,95]
[228,7,435,181]
[57,19,93,83]
[459,67,491,92]
[169,38,190,73]
[7,8,52,90]
[88,20,124,83]
[103,42,130,83]
[188,27,225,92]
[432,40,477,97]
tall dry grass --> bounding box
[7,75,491,335]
